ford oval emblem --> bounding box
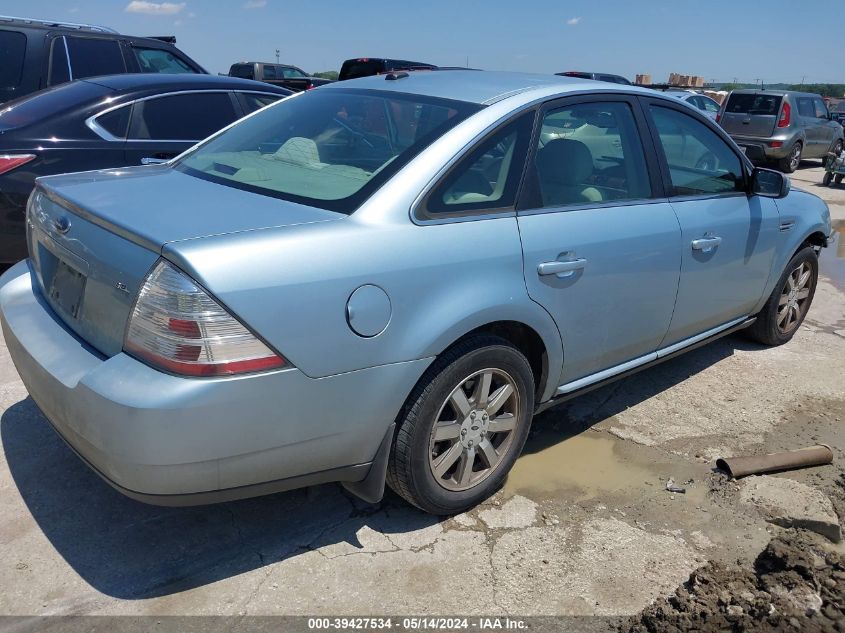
[53,216,71,234]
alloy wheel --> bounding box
[428,368,520,491]
[789,144,802,171]
[777,261,813,334]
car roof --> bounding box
[80,73,290,94]
[730,89,821,98]
[321,70,645,104]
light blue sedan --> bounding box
[0,71,833,514]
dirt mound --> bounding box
[622,532,845,632]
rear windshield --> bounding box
[725,93,783,115]
[229,64,254,79]
[177,88,481,213]
[339,60,385,80]
[0,80,109,131]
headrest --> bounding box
[537,138,594,185]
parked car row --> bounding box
[0,69,833,514]
[0,74,291,262]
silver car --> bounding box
[0,72,833,514]
[665,90,722,120]
[719,89,844,173]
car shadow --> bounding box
[521,333,764,455]
[1,333,765,600]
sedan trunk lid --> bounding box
[27,165,342,357]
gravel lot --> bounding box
[0,162,843,623]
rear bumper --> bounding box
[0,261,429,504]
[730,133,798,160]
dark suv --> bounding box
[0,15,206,104]
[338,58,437,81]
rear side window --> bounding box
[262,66,277,80]
[797,97,815,118]
[649,105,743,196]
[134,47,194,74]
[725,93,782,115]
[238,92,282,114]
[131,92,238,141]
[0,30,27,88]
[281,67,306,78]
[66,37,126,79]
[426,111,534,214]
[95,106,131,139]
[534,101,651,207]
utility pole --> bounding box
[275,48,280,63]
[800,75,806,86]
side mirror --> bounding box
[742,145,766,164]
[751,167,790,199]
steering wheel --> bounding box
[332,117,376,149]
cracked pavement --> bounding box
[0,164,843,618]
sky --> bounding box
[3,1,840,83]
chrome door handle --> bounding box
[141,157,170,165]
[691,236,722,252]
[537,258,587,277]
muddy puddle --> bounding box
[820,221,845,292]
[504,428,664,500]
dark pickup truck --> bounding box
[228,62,332,92]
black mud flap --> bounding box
[342,423,395,504]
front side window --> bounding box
[814,99,829,119]
[649,105,743,196]
[426,111,534,214]
[281,67,306,78]
[0,30,27,88]
[134,47,195,74]
[177,89,479,213]
[131,92,238,141]
[534,101,651,207]
[66,37,126,79]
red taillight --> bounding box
[777,102,791,128]
[715,113,721,123]
[0,154,36,176]
[771,141,783,148]
[125,260,288,377]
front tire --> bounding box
[823,171,833,186]
[746,246,818,346]
[777,142,802,173]
[386,335,534,514]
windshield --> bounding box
[725,93,782,115]
[177,88,481,213]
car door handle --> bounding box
[141,157,170,165]
[537,258,587,277]
[691,236,722,252]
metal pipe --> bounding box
[716,445,833,478]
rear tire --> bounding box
[386,335,534,515]
[823,172,833,186]
[745,246,818,346]
[777,142,802,173]
[835,174,843,185]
